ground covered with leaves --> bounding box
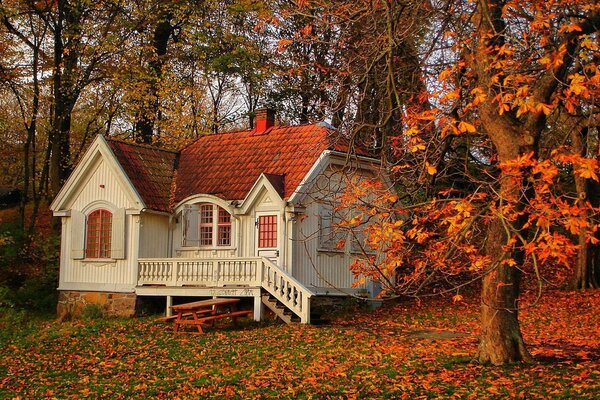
[1,290,599,399]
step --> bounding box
[261,295,294,324]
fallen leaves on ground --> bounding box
[1,290,599,399]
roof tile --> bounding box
[107,140,178,212]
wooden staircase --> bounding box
[261,293,300,324]
[259,258,314,324]
[261,292,328,325]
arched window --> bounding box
[183,204,232,247]
[86,209,112,258]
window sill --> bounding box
[317,248,346,254]
[81,259,117,266]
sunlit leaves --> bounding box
[341,141,600,296]
[457,121,476,133]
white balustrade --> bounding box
[138,258,261,287]
[138,256,314,324]
[260,258,314,323]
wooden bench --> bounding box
[169,298,252,333]
[197,310,253,324]
[158,309,213,323]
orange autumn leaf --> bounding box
[458,121,476,133]
[425,161,437,175]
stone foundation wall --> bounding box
[57,291,138,320]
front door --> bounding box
[256,213,280,265]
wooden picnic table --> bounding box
[170,298,252,333]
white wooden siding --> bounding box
[291,165,373,291]
[58,157,140,293]
[139,213,170,258]
[69,158,136,211]
[59,215,139,292]
[293,201,364,290]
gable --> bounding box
[238,173,286,214]
[288,151,389,206]
[68,156,139,210]
[51,136,144,213]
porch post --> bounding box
[166,295,173,317]
[253,294,263,322]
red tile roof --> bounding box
[174,124,342,202]
[107,123,368,211]
[107,140,178,212]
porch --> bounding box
[136,257,314,323]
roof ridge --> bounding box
[106,136,181,154]
[181,122,329,150]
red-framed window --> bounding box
[199,204,214,246]
[85,209,112,258]
[182,204,232,247]
[217,207,231,246]
[258,215,277,248]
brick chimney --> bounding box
[254,108,275,133]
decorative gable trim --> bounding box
[50,135,145,213]
[238,173,286,215]
[287,150,331,205]
[173,193,234,215]
[288,150,388,206]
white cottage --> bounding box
[50,109,388,323]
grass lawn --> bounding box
[1,290,599,399]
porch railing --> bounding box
[138,257,261,287]
[138,257,314,323]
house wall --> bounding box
[293,200,365,292]
[139,213,170,258]
[58,156,140,294]
[291,164,374,293]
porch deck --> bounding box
[136,257,314,323]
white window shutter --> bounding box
[111,208,126,259]
[182,204,199,246]
[71,210,85,259]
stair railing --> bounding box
[260,258,314,323]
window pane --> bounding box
[86,209,112,258]
[218,208,230,224]
[200,226,212,246]
[200,205,213,224]
[217,207,231,246]
[258,215,277,248]
[218,226,231,246]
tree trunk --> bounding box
[135,16,173,144]
[478,210,533,364]
[571,126,600,289]
[476,120,534,364]
[49,106,73,197]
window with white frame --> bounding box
[182,203,232,247]
[70,205,125,260]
